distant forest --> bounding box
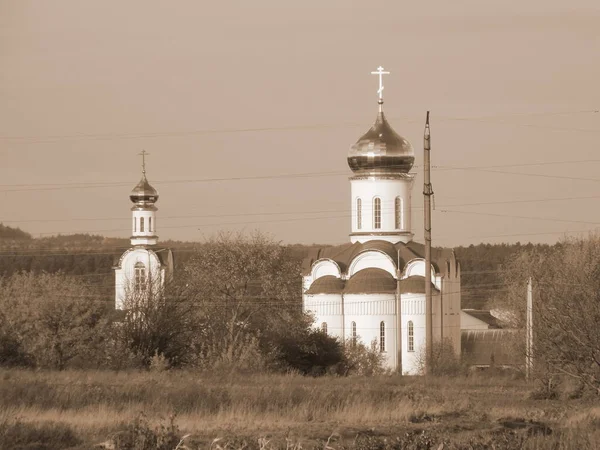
[0,223,556,309]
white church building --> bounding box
[302,68,461,375]
[114,153,173,310]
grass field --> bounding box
[0,369,598,449]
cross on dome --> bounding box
[138,150,149,175]
[370,66,390,105]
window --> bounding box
[373,197,381,229]
[321,322,328,335]
[149,217,152,232]
[351,321,357,346]
[379,321,385,352]
[140,217,145,232]
[134,262,146,292]
[356,198,362,229]
[395,197,403,229]
[133,217,136,233]
[408,321,414,352]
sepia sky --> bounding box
[1,0,599,247]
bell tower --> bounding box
[347,67,415,244]
[130,150,159,246]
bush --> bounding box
[337,338,386,376]
[110,413,183,450]
[417,338,465,376]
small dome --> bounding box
[348,110,414,174]
[130,175,159,204]
[344,268,396,294]
[306,276,345,295]
[399,275,439,294]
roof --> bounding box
[305,276,345,295]
[302,239,455,276]
[347,110,415,174]
[462,309,503,329]
[461,329,519,366]
[399,275,439,294]
[344,268,396,294]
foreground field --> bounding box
[0,369,598,449]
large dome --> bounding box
[130,175,159,204]
[348,110,414,174]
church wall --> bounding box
[115,249,163,310]
[131,209,156,237]
[303,294,344,340]
[401,292,426,375]
[350,177,413,242]
[345,293,398,369]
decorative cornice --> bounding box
[349,172,415,181]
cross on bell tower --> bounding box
[371,66,390,110]
[138,150,149,176]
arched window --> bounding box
[408,321,414,352]
[373,197,381,229]
[133,217,136,233]
[379,321,386,352]
[395,197,403,229]
[321,322,328,335]
[149,217,152,232]
[356,198,362,229]
[134,262,146,292]
[140,217,145,232]
[351,321,357,346]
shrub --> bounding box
[417,338,465,376]
[337,338,386,376]
[111,413,183,450]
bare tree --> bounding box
[116,271,198,368]
[497,236,600,393]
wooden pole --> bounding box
[526,277,533,379]
[396,249,403,373]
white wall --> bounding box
[115,248,164,310]
[131,208,157,245]
[401,292,426,375]
[304,293,344,340]
[350,176,414,244]
[345,293,398,370]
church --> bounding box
[113,152,173,310]
[113,68,463,375]
[301,68,461,375]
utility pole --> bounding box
[526,277,533,380]
[396,249,402,374]
[424,111,433,373]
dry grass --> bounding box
[0,369,598,449]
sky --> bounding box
[1,0,599,247]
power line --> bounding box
[2,109,597,144]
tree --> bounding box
[116,273,199,368]
[180,231,311,371]
[497,235,600,393]
[0,271,109,369]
